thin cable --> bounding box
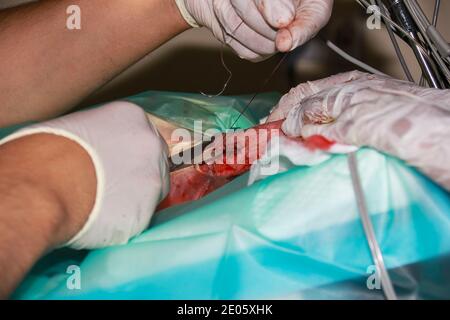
[432,0,441,27]
[348,153,398,300]
[376,0,415,82]
[326,40,388,76]
[200,46,233,98]
[230,53,289,129]
[200,19,288,128]
[419,74,426,87]
[199,21,244,98]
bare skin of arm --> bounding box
[0,134,96,298]
[0,0,189,127]
[0,0,189,298]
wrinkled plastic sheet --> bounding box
[1,91,450,300]
[126,90,279,132]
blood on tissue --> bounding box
[157,121,336,211]
[302,135,335,151]
[197,120,336,178]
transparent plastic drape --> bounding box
[1,91,448,300]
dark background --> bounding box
[2,0,449,109]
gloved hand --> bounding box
[273,71,450,191]
[1,101,170,249]
[174,0,334,61]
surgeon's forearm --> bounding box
[0,175,63,298]
[0,134,96,298]
[0,0,189,127]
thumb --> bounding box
[280,107,345,142]
[256,0,297,29]
[268,71,369,122]
[301,116,362,148]
[276,0,333,52]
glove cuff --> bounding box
[0,102,170,250]
[174,0,200,28]
[0,127,105,247]
[0,127,105,249]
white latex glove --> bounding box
[0,101,170,249]
[175,0,334,61]
[276,71,450,191]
